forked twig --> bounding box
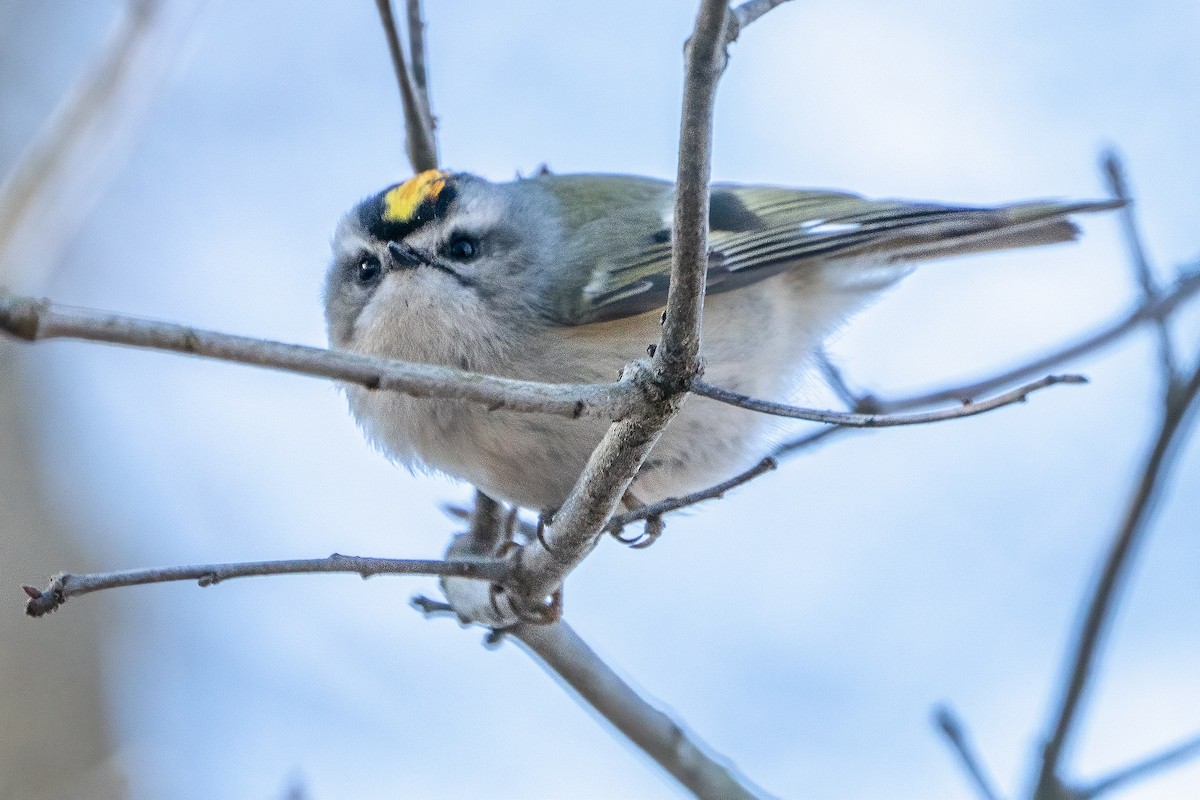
[1102,150,1176,385]
[2,291,1098,435]
[373,0,438,172]
[604,456,778,534]
[1030,150,1200,799]
[1033,356,1200,799]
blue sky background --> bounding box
[3,1,1199,798]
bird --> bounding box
[324,169,1116,512]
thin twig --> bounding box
[732,0,793,30]
[771,426,848,459]
[693,374,1086,426]
[816,347,865,410]
[605,456,777,533]
[447,456,778,544]
[1080,731,1200,799]
[1033,359,1200,798]
[769,264,1200,458]
[511,621,766,800]
[0,292,638,420]
[373,0,438,172]
[1102,150,1177,385]
[933,706,1004,800]
[866,268,1200,414]
[22,554,509,617]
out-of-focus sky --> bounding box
[2,1,1198,798]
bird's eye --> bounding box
[356,255,383,286]
[445,234,479,260]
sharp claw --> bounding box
[489,584,562,626]
[610,515,665,548]
[610,527,645,545]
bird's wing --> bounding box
[564,184,1119,325]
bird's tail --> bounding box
[882,198,1124,263]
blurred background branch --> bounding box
[1079,732,1200,799]
[0,0,201,796]
[0,0,199,291]
[933,705,1003,800]
[1033,317,1200,799]
[929,153,1200,800]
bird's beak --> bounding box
[387,240,425,270]
[387,238,474,288]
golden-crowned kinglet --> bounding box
[325,169,1115,511]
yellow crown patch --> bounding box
[382,169,449,223]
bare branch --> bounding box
[511,621,767,800]
[405,0,432,113]
[373,0,438,172]
[23,554,508,617]
[815,347,867,410]
[1102,150,1177,384]
[1034,358,1200,797]
[867,268,1200,414]
[1081,731,1200,799]
[0,292,639,420]
[501,0,749,617]
[933,706,1004,800]
[693,374,1086,426]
